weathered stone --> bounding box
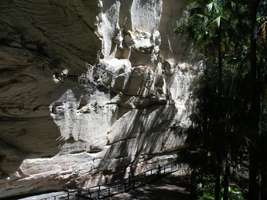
[0,0,200,198]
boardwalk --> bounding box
[34,161,184,200]
[76,161,181,200]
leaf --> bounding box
[196,14,206,19]
[213,16,221,28]
[207,2,213,12]
[231,1,236,9]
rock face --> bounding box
[0,0,100,162]
[0,0,201,198]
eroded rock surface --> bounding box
[0,0,201,198]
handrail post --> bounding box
[133,177,136,189]
[98,185,101,199]
[124,182,126,192]
[88,189,92,198]
[157,165,161,175]
[108,187,111,197]
[128,173,131,189]
[77,189,80,200]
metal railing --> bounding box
[74,161,180,200]
[35,161,182,200]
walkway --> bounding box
[34,161,185,200]
[73,161,182,200]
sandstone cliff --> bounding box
[0,0,200,198]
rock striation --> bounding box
[0,0,201,198]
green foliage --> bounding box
[198,185,245,200]
[196,176,245,200]
[228,186,245,200]
[176,0,267,199]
